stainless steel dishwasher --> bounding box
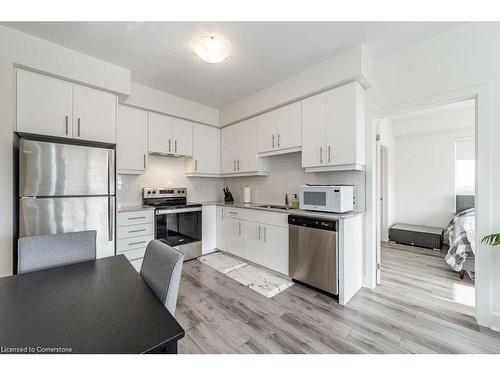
[288,215,338,296]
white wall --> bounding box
[117,155,223,208]
[394,127,474,228]
[222,152,365,211]
[366,22,500,329]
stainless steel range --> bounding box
[143,187,202,261]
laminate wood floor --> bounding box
[176,245,500,354]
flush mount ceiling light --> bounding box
[191,35,230,64]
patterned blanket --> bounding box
[444,208,475,272]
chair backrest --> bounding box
[18,230,97,274]
[140,240,184,316]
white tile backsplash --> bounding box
[222,152,365,210]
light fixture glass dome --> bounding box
[192,35,229,64]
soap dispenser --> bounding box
[292,193,299,209]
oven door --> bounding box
[155,207,202,247]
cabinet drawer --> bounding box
[120,247,147,261]
[244,209,288,228]
[117,210,153,226]
[117,223,153,239]
[117,234,153,253]
[225,207,245,219]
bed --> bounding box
[443,194,475,280]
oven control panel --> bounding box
[143,187,187,198]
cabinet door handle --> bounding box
[65,115,69,135]
[263,226,267,242]
[175,140,177,153]
[128,216,146,220]
[128,229,146,233]
[77,118,81,137]
[328,145,332,164]
[195,159,198,171]
[272,134,275,149]
[238,221,242,235]
[143,154,147,169]
[233,160,236,171]
[129,240,146,246]
[169,139,171,152]
[319,146,323,164]
[237,160,240,171]
[277,133,281,148]
[221,209,224,220]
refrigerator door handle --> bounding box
[108,197,114,242]
[108,149,115,195]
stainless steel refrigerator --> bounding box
[18,139,115,259]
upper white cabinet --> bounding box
[221,117,269,176]
[186,123,220,176]
[301,81,365,172]
[257,101,302,155]
[73,85,117,144]
[117,105,148,174]
[16,69,117,144]
[148,112,192,156]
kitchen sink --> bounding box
[256,204,289,210]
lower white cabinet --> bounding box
[117,209,154,272]
[225,217,244,258]
[242,221,264,264]
[261,225,289,275]
[216,206,226,251]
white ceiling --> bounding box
[3,22,464,108]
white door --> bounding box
[148,112,173,154]
[276,101,302,150]
[243,221,264,265]
[236,117,258,172]
[73,84,117,143]
[225,218,243,257]
[117,105,148,173]
[326,83,357,166]
[172,118,193,156]
[16,69,73,138]
[192,124,220,174]
[262,225,289,275]
[216,206,226,251]
[221,125,238,173]
[257,111,276,153]
[301,92,326,168]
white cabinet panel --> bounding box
[301,92,326,168]
[237,117,258,172]
[275,102,302,151]
[225,218,243,258]
[117,210,154,226]
[117,105,148,174]
[243,221,264,265]
[16,69,73,138]
[216,206,226,251]
[202,205,216,254]
[148,112,173,154]
[117,222,153,239]
[188,124,220,175]
[257,111,276,153]
[262,225,289,275]
[73,85,117,143]
[172,118,193,156]
[221,124,239,173]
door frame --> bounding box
[364,84,491,326]
[375,141,389,284]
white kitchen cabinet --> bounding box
[243,221,264,265]
[117,105,148,174]
[186,123,220,176]
[301,81,365,172]
[73,85,117,144]
[257,101,301,155]
[148,112,192,156]
[148,112,173,154]
[202,205,216,254]
[221,117,269,176]
[216,206,226,251]
[225,217,243,258]
[16,69,117,144]
[16,69,74,138]
[262,225,289,275]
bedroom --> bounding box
[376,99,476,309]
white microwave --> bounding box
[299,185,354,213]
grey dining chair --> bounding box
[140,240,185,316]
[18,230,97,274]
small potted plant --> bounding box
[482,233,500,246]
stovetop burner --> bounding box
[142,187,201,211]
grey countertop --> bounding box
[117,205,155,213]
[192,201,364,220]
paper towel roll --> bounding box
[243,187,251,203]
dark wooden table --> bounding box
[0,255,184,354]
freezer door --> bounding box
[19,139,115,197]
[20,196,115,259]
